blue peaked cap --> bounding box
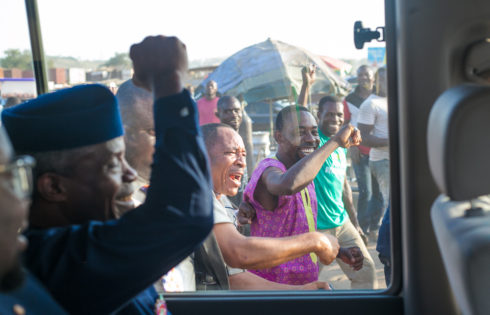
[1,84,124,152]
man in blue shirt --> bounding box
[1,35,213,314]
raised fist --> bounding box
[332,124,362,148]
[130,35,188,95]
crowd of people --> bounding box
[0,35,390,314]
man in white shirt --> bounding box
[357,67,390,238]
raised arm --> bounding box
[129,34,214,267]
[297,65,315,107]
[263,125,361,196]
[239,111,255,175]
[25,36,214,314]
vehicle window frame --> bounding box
[23,0,402,303]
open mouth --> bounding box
[300,147,315,155]
[229,173,243,185]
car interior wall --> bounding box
[395,0,490,313]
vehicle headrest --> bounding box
[427,84,490,201]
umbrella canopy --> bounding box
[197,38,350,104]
[319,55,353,77]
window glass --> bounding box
[33,0,388,292]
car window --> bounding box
[3,0,389,293]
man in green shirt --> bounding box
[298,67,376,289]
[313,95,376,289]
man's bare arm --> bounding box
[240,112,255,175]
[297,66,315,107]
[357,123,388,148]
[213,223,339,270]
[263,125,361,197]
[236,200,366,266]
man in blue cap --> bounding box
[0,126,67,314]
[1,35,214,314]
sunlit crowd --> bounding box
[0,35,389,314]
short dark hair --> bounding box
[4,97,22,109]
[116,79,152,126]
[201,123,234,150]
[217,95,239,110]
[318,95,341,113]
[275,105,310,131]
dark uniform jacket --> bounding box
[0,270,67,314]
[23,90,213,315]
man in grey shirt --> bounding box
[199,123,361,290]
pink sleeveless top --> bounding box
[243,158,319,285]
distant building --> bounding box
[106,69,131,81]
[0,78,36,97]
[4,68,22,78]
[48,68,66,84]
[67,68,86,84]
[86,70,108,82]
[22,70,34,78]
[109,70,121,79]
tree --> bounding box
[0,49,33,70]
[103,52,131,69]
